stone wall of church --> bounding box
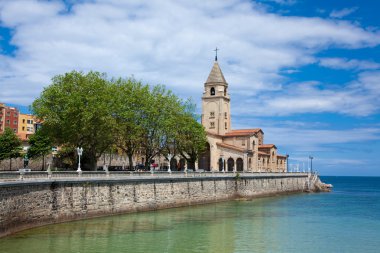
[0,173,310,238]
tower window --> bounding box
[210,87,215,96]
[224,87,227,96]
[224,112,227,119]
[210,112,215,118]
[225,122,227,129]
[210,122,215,129]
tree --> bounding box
[27,128,52,170]
[32,71,116,170]
[139,85,184,169]
[0,127,22,171]
[112,78,148,170]
[172,100,207,170]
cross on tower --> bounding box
[214,47,219,61]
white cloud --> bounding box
[259,0,297,5]
[330,7,358,19]
[0,0,379,117]
[319,57,380,71]
[232,70,380,116]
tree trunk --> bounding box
[83,151,98,171]
[128,154,133,170]
[187,161,195,170]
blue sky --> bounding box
[0,0,379,176]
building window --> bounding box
[27,119,33,124]
[210,87,215,96]
[210,122,215,129]
[22,119,25,123]
[6,112,10,116]
[210,112,215,118]
[22,127,25,131]
[224,112,227,119]
[224,87,227,96]
[14,114,17,117]
[6,120,10,124]
[13,128,16,133]
[225,122,227,129]
[14,120,17,125]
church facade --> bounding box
[198,59,288,172]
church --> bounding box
[198,57,288,172]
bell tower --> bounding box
[201,57,231,135]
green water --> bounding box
[1,177,380,253]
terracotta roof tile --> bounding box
[224,128,262,137]
[216,142,245,152]
[258,144,277,149]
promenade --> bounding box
[0,170,311,184]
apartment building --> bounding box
[0,103,19,134]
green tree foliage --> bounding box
[0,127,22,170]
[32,70,207,171]
[139,85,184,169]
[112,78,148,170]
[27,129,52,170]
[175,100,207,170]
[32,71,116,170]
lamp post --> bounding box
[76,147,83,172]
[167,154,172,173]
[286,154,289,173]
[220,153,224,173]
[309,155,313,173]
[167,141,176,173]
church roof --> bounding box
[277,154,288,158]
[216,142,245,152]
[225,129,262,137]
[206,61,227,84]
[259,144,277,149]
[258,151,270,156]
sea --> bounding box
[0,176,379,253]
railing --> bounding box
[0,170,312,182]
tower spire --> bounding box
[214,47,219,61]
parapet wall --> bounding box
[0,173,310,238]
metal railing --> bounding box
[0,169,311,182]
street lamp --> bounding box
[167,154,172,173]
[286,154,289,173]
[76,147,83,172]
[309,155,313,173]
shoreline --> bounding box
[0,173,329,238]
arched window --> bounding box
[210,87,215,95]
[227,158,234,171]
[236,158,244,171]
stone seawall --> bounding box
[0,174,311,238]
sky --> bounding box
[0,0,379,176]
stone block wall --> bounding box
[0,174,308,238]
